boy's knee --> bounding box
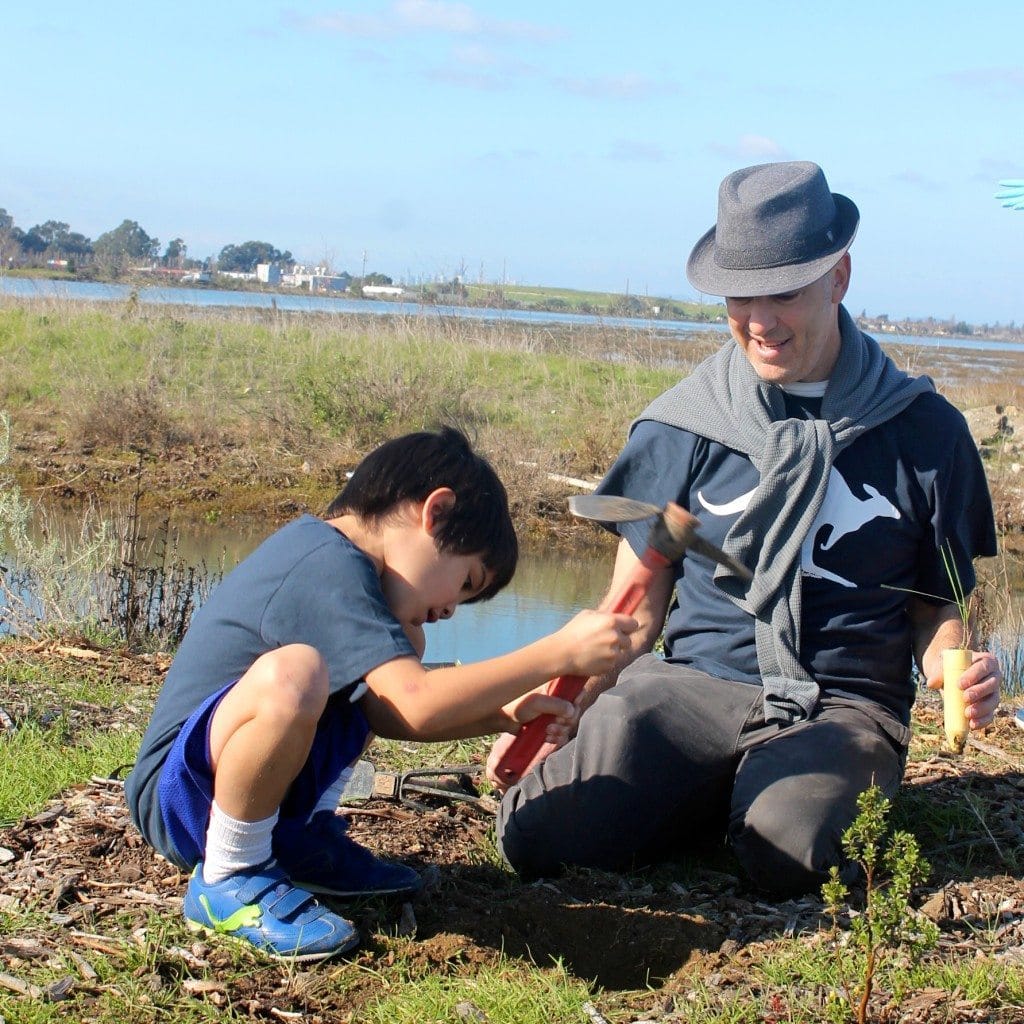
[246,644,330,720]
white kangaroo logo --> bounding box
[697,487,757,516]
[699,473,899,589]
[801,468,900,587]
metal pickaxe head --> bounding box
[569,494,753,581]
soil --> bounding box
[2,640,1024,1022]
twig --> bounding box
[967,735,1024,767]
[0,971,43,999]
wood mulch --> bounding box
[2,641,1024,1021]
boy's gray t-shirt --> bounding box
[125,514,415,847]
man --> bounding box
[490,161,1002,896]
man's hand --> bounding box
[925,649,1002,730]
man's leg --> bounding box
[497,658,763,877]
[729,699,910,896]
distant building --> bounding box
[310,272,352,293]
[362,284,404,298]
[256,263,282,285]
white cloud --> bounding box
[554,73,674,101]
[608,139,670,163]
[943,67,1024,96]
[891,170,942,191]
[709,134,787,160]
[291,2,563,43]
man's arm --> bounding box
[907,595,1002,729]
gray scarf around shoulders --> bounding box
[634,305,934,721]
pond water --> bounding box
[3,274,1023,354]
[4,510,1022,691]
[4,511,613,665]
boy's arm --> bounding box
[360,608,637,741]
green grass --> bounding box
[0,723,142,825]
[460,281,725,322]
[358,953,591,1024]
[0,301,689,478]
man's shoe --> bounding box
[274,810,423,899]
[183,860,359,962]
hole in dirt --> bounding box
[414,870,726,990]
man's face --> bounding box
[725,255,850,385]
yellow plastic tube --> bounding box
[942,648,972,754]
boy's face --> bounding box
[382,538,492,632]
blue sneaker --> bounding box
[274,811,423,899]
[183,860,359,962]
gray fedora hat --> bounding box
[686,161,859,298]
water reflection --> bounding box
[6,509,1022,693]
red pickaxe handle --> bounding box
[493,545,671,787]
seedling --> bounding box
[883,542,978,753]
[822,785,938,1024]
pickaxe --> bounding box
[492,494,753,787]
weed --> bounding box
[0,412,118,634]
[103,464,222,651]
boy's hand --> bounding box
[486,690,576,790]
[505,690,578,741]
[557,609,639,678]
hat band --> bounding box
[715,219,841,271]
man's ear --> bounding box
[830,252,851,303]
[421,487,456,536]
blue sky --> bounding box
[4,1,1023,325]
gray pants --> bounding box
[497,656,910,896]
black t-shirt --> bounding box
[597,391,996,723]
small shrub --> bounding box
[822,785,938,1024]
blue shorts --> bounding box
[157,680,371,868]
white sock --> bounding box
[202,802,279,884]
[311,766,352,819]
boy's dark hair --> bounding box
[326,427,517,601]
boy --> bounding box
[125,427,636,961]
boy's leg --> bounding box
[208,643,329,822]
[497,658,763,877]
[176,644,359,960]
[728,699,910,896]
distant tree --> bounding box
[164,237,187,267]
[0,208,20,266]
[26,220,70,249]
[363,272,393,286]
[93,219,159,274]
[217,240,292,273]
